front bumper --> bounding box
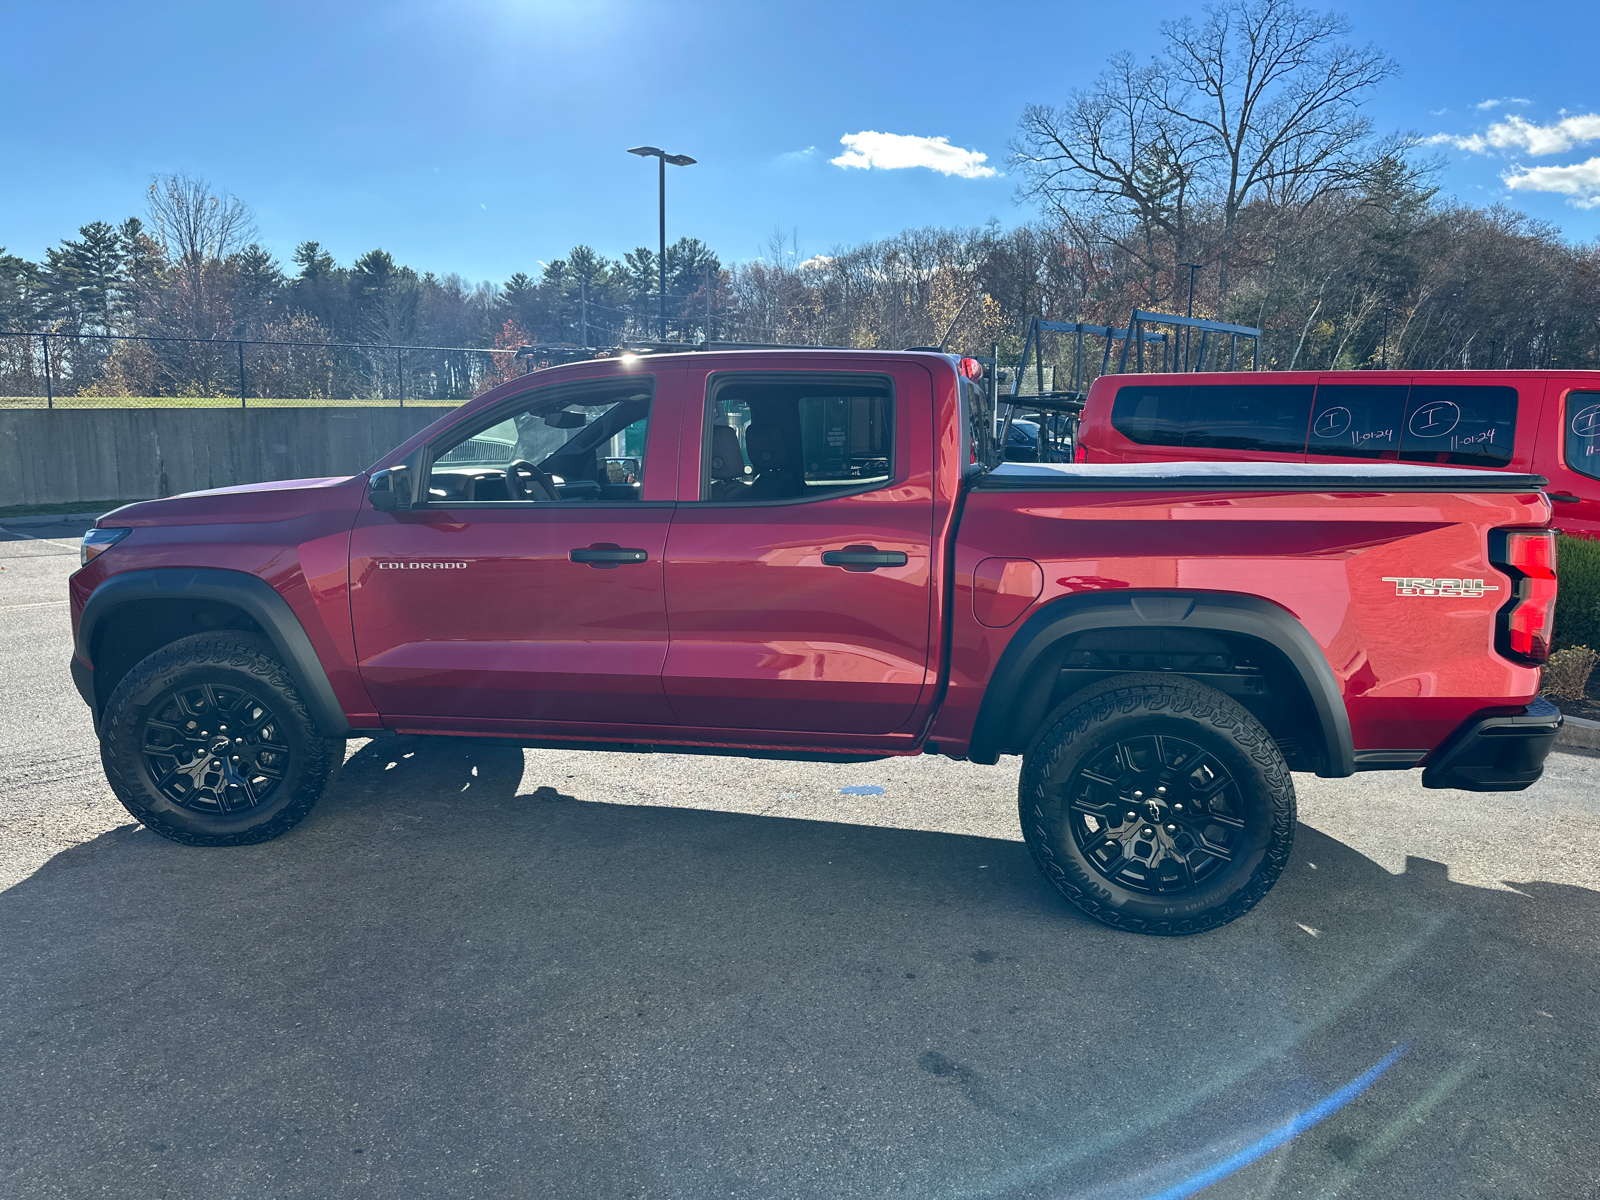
[1421,697,1562,792]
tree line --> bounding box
[3,0,1598,402]
[0,174,731,401]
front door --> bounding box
[1534,383,1600,537]
[661,364,937,736]
[350,371,681,727]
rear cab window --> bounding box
[699,374,893,503]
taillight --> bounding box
[957,357,984,381]
[1491,530,1557,664]
[1074,443,1088,463]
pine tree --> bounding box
[233,244,286,337]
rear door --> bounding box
[660,360,937,736]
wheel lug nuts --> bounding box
[1165,824,1177,834]
[1173,802,1184,812]
[1142,827,1155,837]
[1157,786,1166,794]
[1133,790,1143,799]
[1125,811,1138,821]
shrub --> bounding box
[1553,533,1600,652]
[1543,645,1598,701]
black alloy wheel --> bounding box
[100,632,343,846]
[141,682,290,814]
[1064,733,1245,896]
[1019,672,1296,936]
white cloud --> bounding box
[1504,156,1600,208]
[799,254,835,270]
[830,131,997,179]
[1475,97,1531,111]
[1424,112,1600,156]
[777,146,816,163]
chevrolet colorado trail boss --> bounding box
[69,350,1563,935]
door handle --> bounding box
[570,544,649,568]
[1548,491,1582,504]
[821,545,909,572]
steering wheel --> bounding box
[504,459,561,503]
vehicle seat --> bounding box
[744,422,803,499]
[707,423,749,500]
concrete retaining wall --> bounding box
[0,407,449,507]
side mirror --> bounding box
[368,465,412,512]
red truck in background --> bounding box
[1074,368,1600,537]
[69,350,1562,935]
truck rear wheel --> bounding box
[1018,673,1295,935]
[99,632,343,846]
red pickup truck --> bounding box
[69,350,1562,935]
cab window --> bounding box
[425,380,652,504]
[700,375,893,502]
[1565,391,1600,480]
[1110,382,1313,454]
[1307,384,1407,458]
[1182,384,1313,453]
[1397,385,1517,467]
[1110,384,1188,447]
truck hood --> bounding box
[175,476,357,498]
[99,475,367,527]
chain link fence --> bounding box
[0,332,597,409]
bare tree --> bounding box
[1014,52,1211,293]
[1014,0,1397,298]
[1164,0,1397,293]
[144,173,258,392]
[146,173,256,273]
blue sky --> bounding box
[3,0,1597,281]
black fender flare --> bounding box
[76,567,353,738]
[966,590,1354,776]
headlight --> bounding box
[80,527,131,567]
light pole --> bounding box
[1179,262,1202,371]
[627,146,696,342]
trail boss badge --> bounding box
[1381,577,1499,598]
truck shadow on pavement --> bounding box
[3,735,1597,1200]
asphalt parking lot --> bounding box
[3,516,1598,1199]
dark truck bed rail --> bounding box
[973,461,1549,494]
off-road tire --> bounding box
[100,632,343,846]
[1019,672,1295,936]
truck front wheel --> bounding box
[1018,673,1295,935]
[99,632,344,846]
